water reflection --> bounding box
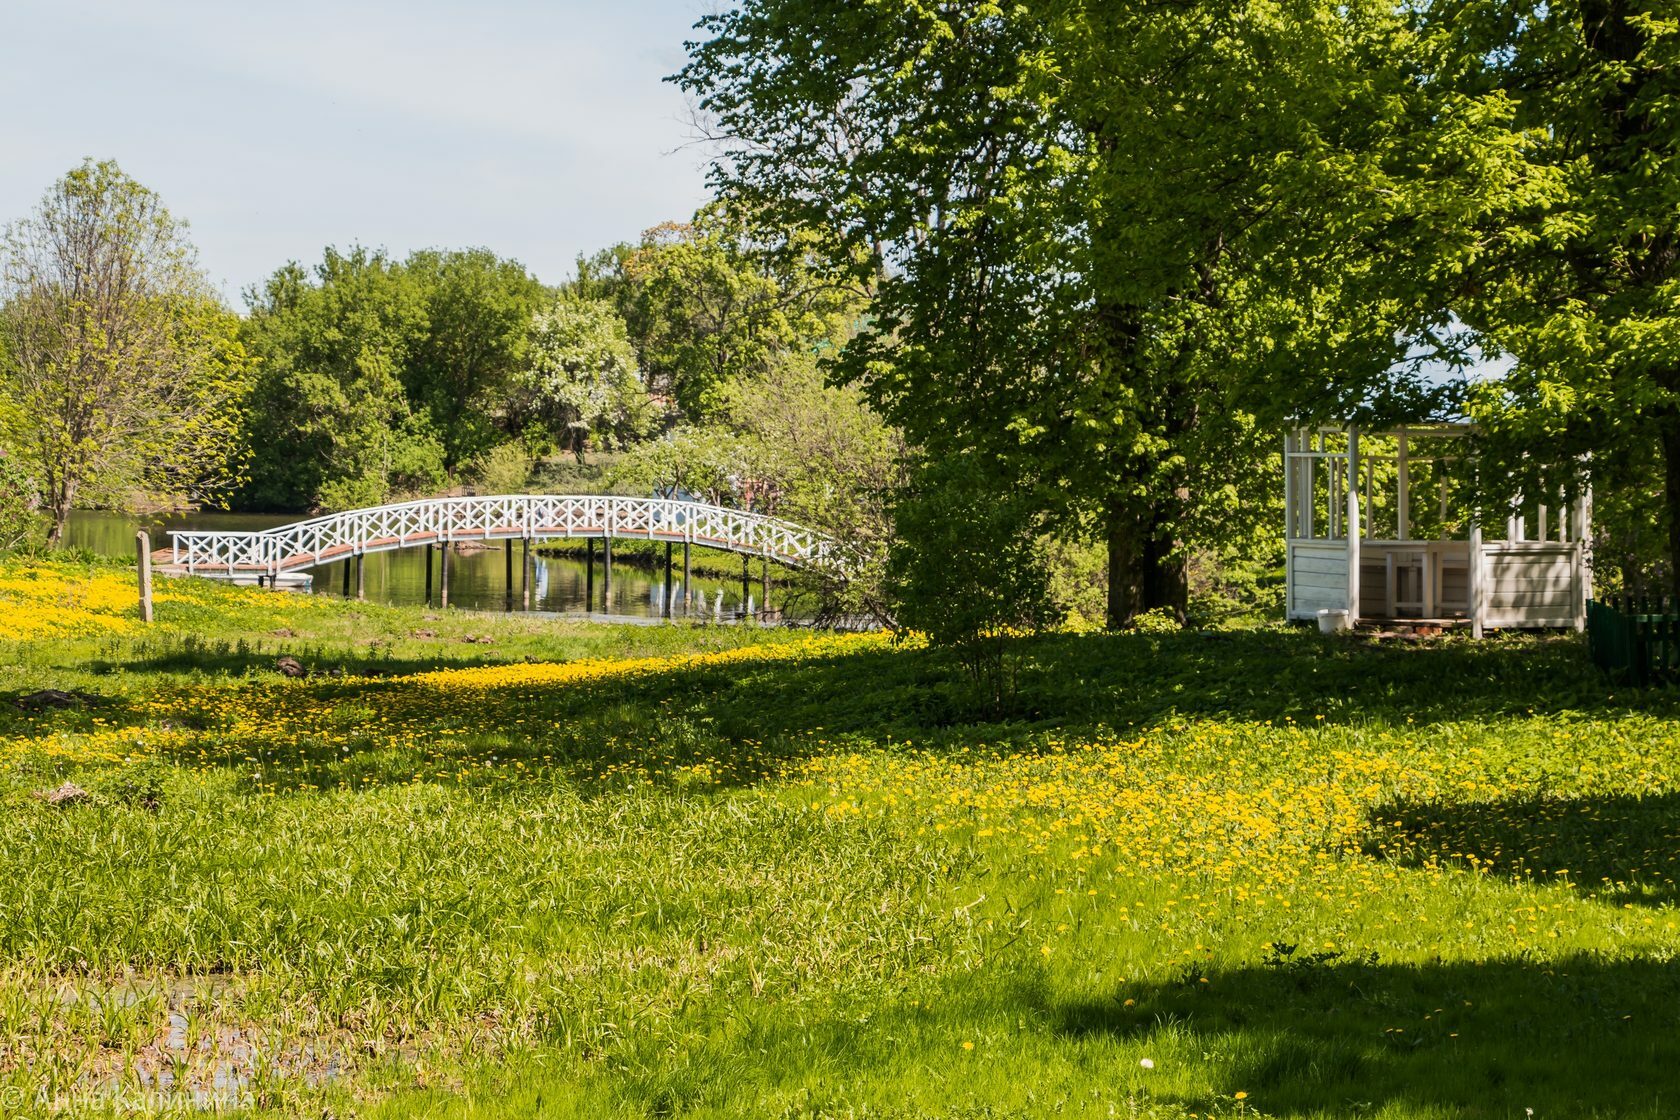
[66,510,781,620]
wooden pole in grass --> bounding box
[136,530,154,623]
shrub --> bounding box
[470,442,533,495]
[0,448,42,553]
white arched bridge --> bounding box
[158,494,846,587]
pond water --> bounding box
[65,510,785,620]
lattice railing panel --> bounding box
[167,496,844,577]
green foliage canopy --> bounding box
[400,248,545,472]
[514,295,651,461]
[679,0,1538,631]
[238,249,443,512]
[1429,1,1680,591]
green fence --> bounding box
[1587,596,1680,686]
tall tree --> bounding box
[618,210,856,421]
[513,295,650,461]
[237,249,443,512]
[0,160,248,543]
[680,0,1529,628]
[400,248,545,472]
[1426,1,1680,593]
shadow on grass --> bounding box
[78,637,506,679]
[92,626,1669,799]
[1057,951,1680,1117]
[632,626,1669,743]
[1364,791,1680,909]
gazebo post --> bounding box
[1283,430,1295,620]
[1396,430,1411,541]
[1346,426,1360,625]
[1469,519,1484,639]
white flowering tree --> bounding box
[514,296,650,461]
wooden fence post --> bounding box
[136,531,154,624]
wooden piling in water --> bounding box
[603,537,613,613]
[663,541,673,620]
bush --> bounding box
[888,456,1057,709]
[0,448,42,552]
[470,442,533,495]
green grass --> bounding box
[1,561,1678,1117]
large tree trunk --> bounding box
[1141,520,1188,622]
[1105,495,1143,629]
[1104,495,1189,627]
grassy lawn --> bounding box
[1,559,1678,1117]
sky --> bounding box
[0,0,717,302]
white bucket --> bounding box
[1316,608,1352,634]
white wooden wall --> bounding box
[1480,542,1588,630]
[1287,542,1352,621]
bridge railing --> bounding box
[167,495,843,576]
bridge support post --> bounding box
[586,538,595,613]
[505,544,514,612]
[761,556,769,617]
[342,558,351,598]
[682,543,691,614]
[356,553,365,601]
[521,538,531,610]
[741,555,750,621]
[663,542,673,620]
[440,541,451,608]
[603,537,613,614]
[424,545,434,606]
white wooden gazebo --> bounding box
[1284,424,1591,635]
